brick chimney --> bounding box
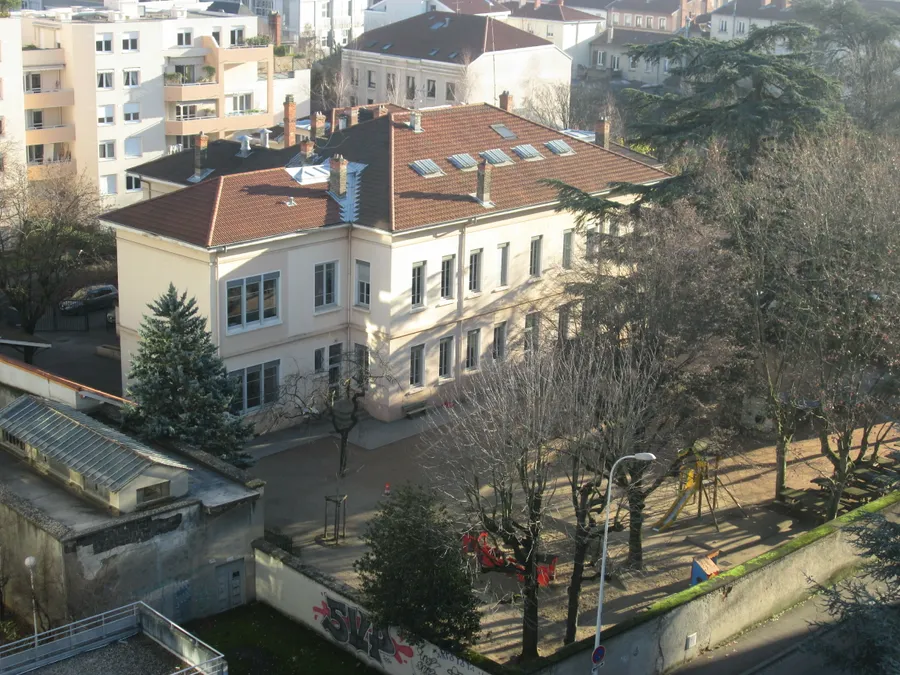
[269,12,282,46]
[558,0,564,5]
[311,112,326,139]
[374,105,388,118]
[284,94,297,147]
[476,159,492,204]
[348,107,359,127]
[330,154,348,197]
[595,116,610,149]
[299,139,315,162]
[409,110,423,132]
[534,0,541,8]
[194,132,208,179]
[499,90,513,112]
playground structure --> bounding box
[653,440,746,532]
[463,532,559,587]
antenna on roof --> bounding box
[285,196,297,207]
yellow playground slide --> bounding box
[652,469,700,532]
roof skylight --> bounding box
[367,40,378,47]
[512,144,543,161]
[490,123,517,140]
[545,139,575,156]
[448,153,478,170]
[429,48,440,56]
[410,158,444,177]
[382,43,393,50]
[448,51,459,59]
[480,149,514,165]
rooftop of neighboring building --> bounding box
[437,0,511,14]
[710,0,796,19]
[591,25,678,45]
[502,0,602,22]
[205,0,254,14]
[346,11,553,63]
[31,634,184,675]
[104,104,669,246]
[605,0,681,14]
[562,128,664,167]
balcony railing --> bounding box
[164,79,218,87]
[25,123,66,131]
[173,112,217,121]
[27,156,72,166]
[226,109,266,117]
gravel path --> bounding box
[34,635,186,675]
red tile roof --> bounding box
[103,104,669,247]
[347,12,552,63]
[503,1,603,22]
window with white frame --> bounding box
[596,50,607,67]
[122,31,139,51]
[226,272,280,331]
[97,71,113,89]
[97,104,113,125]
[562,230,573,269]
[99,140,115,159]
[406,75,415,100]
[465,329,480,370]
[24,73,41,92]
[314,347,325,373]
[411,262,425,308]
[314,262,338,310]
[646,15,654,28]
[612,11,619,24]
[177,29,192,46]
[737,20,746,34]
[124,102,140,123]
[123,69,140,87]
[468,249,482,293]
[229,360,279,413]
[355,260,370,307]
[350,68,359,86]
[624,13,633,25]
[629,55,638,70]
[446,82,456,101]
[328,343,342,390]
[409,344,425,387]
[27,144,43,164]
[124,136,142,158]
[719,19,728,32]
[440,255,455,299]
[386,73,396,94]
[125,174,141,192]
[635,15,643,27]
[525,312,539,352]
[439,336,453,379]
[367,70,376,88]
[426,79,436,98]
[546,24,554,36]
[230,27,245,45]
[611,54,620,70]
[529,236,543,277]
[498,243,509,286]
[100,174,116,195]
[493,322,507,360]
[232,93,251,113]
[659,16,667,30]
[96,33,112,53]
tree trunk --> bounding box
[520,558,540,660]
[774,416,793,500]
[626,488,646,570]
[824,435,851,522]
[23,345,37,365]
[338,431,349,477]
[564,519,590,644]
[856,424,872,463]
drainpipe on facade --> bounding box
[455,219,468,382]
[347,222,353,362]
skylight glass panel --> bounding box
[512,144,543,160]
[382,43,392,50]
[410,158,444,177]
[367,40,378,47]
[448,51,459,59]
[490,123,517,140]
[429,48,440,56]
[480,149,514,165]
[448,153,478,170]
[545,139,575,156]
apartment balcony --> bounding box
[25,124,75,145]
[164,109,273,136]
[222,109,273,132]
[164,80,222,102]
[27,158,76,181]
[220,43,272,64]
[24,88,74,109]
[21,47,65,69]
[164,111,219,136]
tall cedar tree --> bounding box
[124,284,251,458]
[355,485,481,650]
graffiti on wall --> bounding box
[314,593,415,665]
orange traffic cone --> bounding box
[384,483,391,497]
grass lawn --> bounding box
[187,602,381,675]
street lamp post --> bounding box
[591,452,656,673]
[24,556,38,649]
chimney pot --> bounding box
[194,132,208,178]
[259,128,271,149]
[299,139,316,162]
[330,154,348,197]
[595,116,611,149]
[311,112,326,139]
[476,159,492,204]
[499,90,514,112]
[284,94,297,147]
[409,110,423,132]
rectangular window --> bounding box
[440,255,455,299]
[100,174,116,195]
[737,20,746,34]
[246,365,262,409]
[645,58,652,73]
[498,243,509,286]
[350,67,359,86]
[659,17,667,30]
[232,93,251,113]
[226,272,280,331]
[27,109,43,129]
[314,347,325,373]
[96,33,112,53]
[597,50,606,67]
[612,12,620,24]
[529,236,543,277]
[624,13,633,25]
[468,249,482,293]
[27,144,43,164]
[411,262,425,308]
[386,73,396,94]
[124,136,142,158]
[465,329,480,370]
[97,71,113,89]
[328,343,343,389]
[492,322,507,360]
[125,174,141,191]
[97,104,114,125]
[263,361,279,404]
[719,19,727,32]
[354,343,369,387]
[124,102,140,123]
[664,58,670,72]
[177,29,192,46]
[646,15,654,29]
[322,2,330,17]
[525,312,539,352]
[314,262,337,309]
[123,69,140,87]
[635,15,643,27]
[629,56,638,70]
[409,344,424,387]
[611,54,620,71]
[426,79,436,98]
[562,230,573,269]
[24,73,41,92]
[438,336,453,379]
[367,70,375,88]
[446,82,456,101]
[230,360,280,413]
[99,140,115,159]
[355,260,370,307]
[122,32,139,51]
[230,27,244,45]
[137,481,170,504]
[176,134,195,149]
[406,75,415,100]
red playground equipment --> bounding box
[462,532,558,587]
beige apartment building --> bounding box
[102,104,667,422]
[7,2,309,207]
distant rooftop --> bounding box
[502,0,602,22]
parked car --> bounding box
[59,285,118,315]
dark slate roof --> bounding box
[606,0,681,13]
[437,0,510,13]
[347,12,552,63]
[591,26,677,45]
[206,1,254,14]
[0,396,189,492]
[502,0,601,21]
[711,0,796,19]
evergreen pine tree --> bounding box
[124,284,251,458]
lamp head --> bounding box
[24,556,36,570]
[633,453,657,462]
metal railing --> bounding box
[226,109,266,117]
[173,112,217,121]
[164,80,219,86]
[25,123,67,131]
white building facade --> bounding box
[251,0,366,51]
